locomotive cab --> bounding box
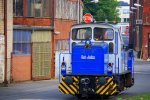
[58,23,134,97]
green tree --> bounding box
[83,0,121,22]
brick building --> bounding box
[12,0,82,81]
[0,0,13,84]
[0,0,4,84]
[142,0,150,60]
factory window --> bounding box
[55,40,69,51]
[13,30,31,55]
[123,9,129,14]
[13,0,23,16]
[26,0,51,17]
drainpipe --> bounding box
[51,0,55,78]
[4,0,8,85]
[77,0,80,23]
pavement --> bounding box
[0,59,150,100]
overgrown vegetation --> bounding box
[117,93,150,100]
[83,0,121,22]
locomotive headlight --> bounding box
[61,62,66,70]
[107,63,113,72]
[61,62,66,75]
[107,66,112,71]
[86,41,90,44]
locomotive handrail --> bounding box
[59,52,71,82]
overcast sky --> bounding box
[117,0,130,4]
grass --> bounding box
[117,93,150,100]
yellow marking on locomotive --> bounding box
[96,78,112,94]
[111,89,117,95]
[70,84,77,93]
[100,83,110,95]
[110,81,113,85]
[96,85,100,89]
[62,81,75,94]
[96,84,105,94]
[73,82,79,89]
[62,76,65,80]
[112,84,117,89]
[58,84,69,94]
[110,84,117,95]
[58,88,64,94]
[106,92,109,95]
[107,77,113,83]
[101,81,113,95]
[73,77,78,82]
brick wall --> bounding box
[142,0,150,59]
[143,0,150,24]
[144,0,150,4]
[0,0,4,34]
[13,17,52,26]
[142,26,150,59]
[54,18,76,40]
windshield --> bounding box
[72,27,92,40]
[121,26,129,35]
[94,28,114,41]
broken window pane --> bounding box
[26,0,50,17]
[13,0,23,16]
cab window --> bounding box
[72,27,92,40]
[94,28,114,41]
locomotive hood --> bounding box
[71,42,109,75]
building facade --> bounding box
[142,0,150,60]
[12,0,81,81]
[0,0,13,84]
[117,2,130,23]
[54,0,83,78]
[0,0,4,83]
[13,0,54,81]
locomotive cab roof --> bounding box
[71,23,117,29]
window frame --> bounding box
[26,0,51,17]
[13,0,23,16]
[55,40,69,51]
[13,30,31,55]
[72,27,92,41]
[93,27,114,41]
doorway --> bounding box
[32,31,52,80]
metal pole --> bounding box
[129,0,136,49]
[136,0,140,52]
[4,0,8,85]
[77,0,80,23]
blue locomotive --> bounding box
[58,23,134,98]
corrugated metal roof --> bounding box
[32,31,51,42]
[13,25,54,31]
[71,23,115,29]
